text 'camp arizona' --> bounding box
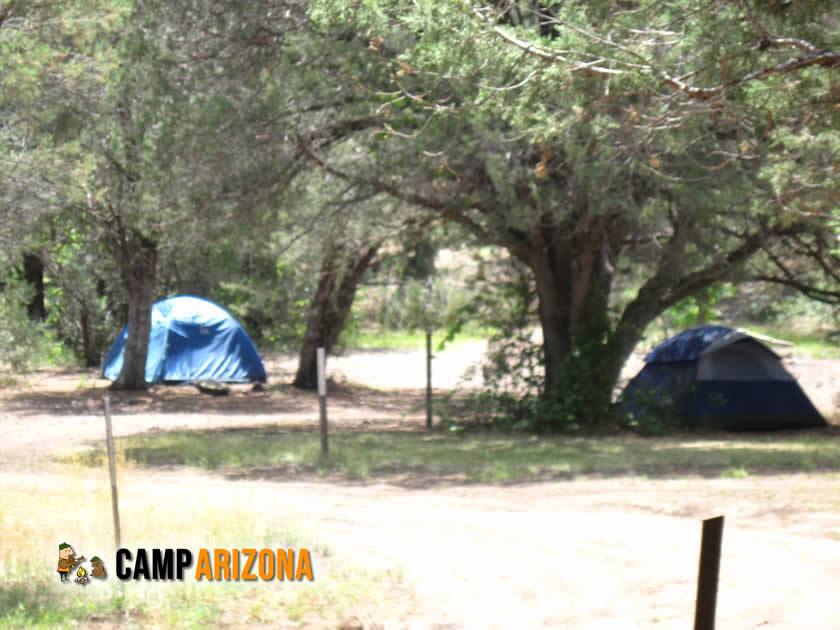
[115,548,314,581]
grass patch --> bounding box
[0,469,411,629]
[720,466,750,479]
[338,327,491,351]
[739,324,840,359]
[65,426,840,482]
[0,570,127,629]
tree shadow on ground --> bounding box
[1,377,428,419]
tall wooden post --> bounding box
[104,396,122,549]
[426,330,433,429]
[317,347,328,454]
[694,515,725,630]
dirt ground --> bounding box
[2,343,840,629]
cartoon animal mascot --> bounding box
[90,556,106,578]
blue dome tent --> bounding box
[619,325,825,431]
[102,296,267,384]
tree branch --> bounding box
[663,47,840,100]
[663,231,765,306]
[751,274,840,304]
[756,236,840,304]
[491,15,839,102]
[294,132,535,259]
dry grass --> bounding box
[0,467,413,629]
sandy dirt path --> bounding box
[6,464,840,629]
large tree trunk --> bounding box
[293,245,379,390]
[527,239,721,428]
[112,236,157,390]
[531,248,572,393]
[522,217,626,424]
[22,253,46,321]
[518,206,762,429]
[79,306,100,368]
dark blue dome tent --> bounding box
[619,325,825,431]
[102,296,267,385]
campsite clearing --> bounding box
[1,344,839,629]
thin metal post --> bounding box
[426,330,433,428]
[104,396,121,549]
[694,515,725,630]
[317,347,328,454]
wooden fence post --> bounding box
[694,515,725,630]
[103,395,122,549]
[426,329,433,429]
[317,347,328,455]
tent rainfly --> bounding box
[102,295,267,384]
[618,325,825,431]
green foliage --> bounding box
[348,240,472,336]
[0,276,47,373]
[203,252,309,348]
[720,466,750,479]
[0,574,126,628]
[339,327,456,351]
[2,0,838,405]
[304,0,839,429]
[360,279,443,332]
[664,284,737,331]
[741,323,840,360]
[618,385,681,437]
[438,252,604,432]
[42,225,121,366]
[0,258,76,374]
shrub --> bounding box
[0,278,54,374]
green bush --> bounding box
[0,277,53,373]
[436,254,594,433]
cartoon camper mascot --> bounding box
[57,543,85,583]
[90,556,106,579]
